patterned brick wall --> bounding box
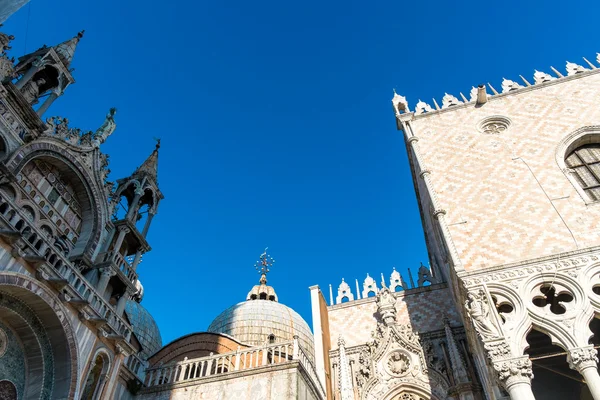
[327,284,460,349]
[408,71,600,272]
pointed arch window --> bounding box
[565,143,600,201]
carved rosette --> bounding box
[568,346,599,371]
[492,356,533,389]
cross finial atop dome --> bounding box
[247,248,278,301]
[254,247,275,284]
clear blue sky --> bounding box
[4,0,599,345]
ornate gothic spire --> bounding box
[53,30,84,68]
[338,335,354,400]
[134,139,160,183]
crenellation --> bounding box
[393,52,600,122]
[329,264,436,306]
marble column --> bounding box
[141,212,155,237]
[493,356,535,400]
[131,248,143,271]
[15,61,42,89]
[116,289,132,316]
[112,226,129,254]
[96,268,113,296]
[126,190,143,221]
[568,346,600,400]
[36,90,60,116]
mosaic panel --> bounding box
[0,321,25,400]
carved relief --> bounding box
[493,356,533,388]
[465,288,501,340]
[386,351,411,376]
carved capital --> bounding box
[484,340,511,361]
[493,356,533,389]
[118,226,131,234]
[568,346,599,371]
[100,267,116,277]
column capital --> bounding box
[568,346,599,371]
[117,226,130,234]
[100,267,116,277]
[493,356,533,390]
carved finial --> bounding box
[441,93,462,109]
[415,99,433,115]
[336,278,354,304]
[533,70,556,84]
[501,78,523,93]
[254,247,275,284]
[247,248,278,301]
[392,92,409,114]
[566,61,588,76]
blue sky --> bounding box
[4,0,599,345]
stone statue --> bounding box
[0,31,15,54]
[376,285,397,325]
[94,108,117,145]
[21,77,45,104]
[465,289,500,339]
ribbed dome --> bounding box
[125,300,162,359]
[207,300,314,358]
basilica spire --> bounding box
[53,30,84,68]
[133,139,160,183]
[12,30,85,115]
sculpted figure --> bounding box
[94,108,117,145]
[21,77,45,104]
[465,289,500,339]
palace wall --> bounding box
[407,70,600,273]
[327,284,459,350]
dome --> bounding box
[207,300,314,358]
[125,300,162,359]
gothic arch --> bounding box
[0,272,79,399]
[4,140,107,259]
[555,125,600,204]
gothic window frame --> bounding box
[80,348,112,400]
[556,126,600,205]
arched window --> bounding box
[565,143,600,201]
[80,354,108,400]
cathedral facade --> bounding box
[1,11,600,400]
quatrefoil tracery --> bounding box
[532,284,574,315]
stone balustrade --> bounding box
[125,353,147,382]
[0,192,134,342]
[102,250,138,285]
[145,337,325,397]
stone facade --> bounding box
[0,0,29,24]
[388,59,600,400]
[0,27,163,400]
